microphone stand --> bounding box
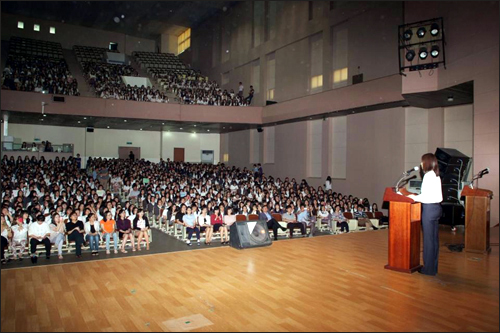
[395,172,411,193]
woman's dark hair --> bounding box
[326,176,332,182]
[421,153,440,176]
[86,213,95,222]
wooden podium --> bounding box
[383,187,422,273]
[461,186,493,254]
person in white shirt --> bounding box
[133,210,150,251]
[28,215,52,264]
[238,82,244,99]
[49,213,66,260]
[324,176,332,191]
[197,207,213,245]
[1,215,11,265]
[10,217,29,261]
[407,153,443,276]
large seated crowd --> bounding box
[0,155,384,265]
[2,56,80,96]
[156,70,254,106]
[82,61,169,103]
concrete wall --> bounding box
[4,124,220,166]
[185,1,403,106]
[1,12,156,55]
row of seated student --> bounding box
[1,156,385,262]
[2,56,79,96]
[0,207,151,265]
[155,71,254,106]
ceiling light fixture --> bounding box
[403,29,413,41]
[417,27,426,38]
[430,23,439,36]
[419,47,428,60]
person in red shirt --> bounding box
[211,207,228,245]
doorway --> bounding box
[119,147,141,160]
[174,148,185,162]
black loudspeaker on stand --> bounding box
[229,220,272,249]
[435,147,471,227]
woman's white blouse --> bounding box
[410,171,443,204]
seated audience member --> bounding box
[175,205,187,233]
[272,203,284,215]
[49,213,66,259]
[222,207,237,245]
[116,209,135,253]
[1,215,11,264]
[85,213,101,256]
[241,205,249,217]
[10,216,28,261]
[317,205,332,232]
[332,205,349,233]
[100,211,119,254]
[297,204,316,237]
[259,205,287,241]
[198,206,213,245]
[133,209,150,251]
[129,185,141,202]
[211,207,227,244]
[282,206,306,238]
[66,212,85,258]
[182,206,200,246]
[28,215,52,264]
[354,205,377,231]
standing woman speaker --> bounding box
[407,153,443,276]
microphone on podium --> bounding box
[404,166,419,176]
[396,166,419,192]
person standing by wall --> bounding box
[238,82,244,99]
[245,85,255,105]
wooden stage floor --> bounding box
[1,227,498,332]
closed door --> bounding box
[119,147,141,160]
[174,148,185,162]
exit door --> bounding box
[174,148,185,162]
[119,147,141,160]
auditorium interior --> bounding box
[1,1,499,332]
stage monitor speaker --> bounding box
[52,96,65,102]
[86,127,94,133]
[442,184,461,205]
[435,148,470,167]
[229,220,272,249]
[266,100,277,106]
[441,173,461,186]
